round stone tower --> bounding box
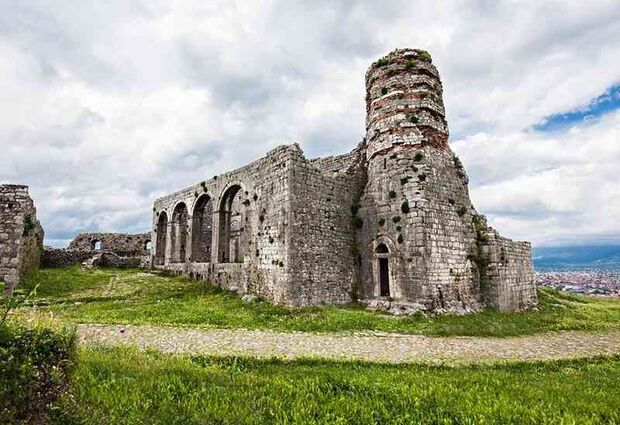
[358,49,482,314]
[365,48,449,160]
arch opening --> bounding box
[144,240,152,252]
[171,203,189,263]
[218,185,244,263]
[375,243,390,297]
[155,212,168,265]
[92,240,102,251]
[191,195,214,262]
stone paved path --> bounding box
[77,324,620,364]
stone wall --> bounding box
[68,232,151,256]
[152,145,295,303]
[0,185,44,294]
[41,248,95,268]
[479,227,537,311]
[287,143,367,305]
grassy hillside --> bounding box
[58,348,620,425]
[19,267,620,337]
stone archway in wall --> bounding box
[191,194,214,262]
[218,184,244,263]
[171,203,189,263]
[375,243,391,297]
[155,211,168,265]
[372,237,397,298]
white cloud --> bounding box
[0,0,618,247]
[453,110,620,246]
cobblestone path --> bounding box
[77,324,620,363]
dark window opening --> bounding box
[379,258,390,297]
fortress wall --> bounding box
[417,147,482,312]
[0,185,43,294]
[480,230,537,311]
[41,248,96,268]
[152,145,298,304]
[68,232,151,256]
[287,144,367,306]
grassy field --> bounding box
[19,266,620,337]
[56,347,620,425]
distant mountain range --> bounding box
[533,245,620,271]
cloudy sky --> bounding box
[0,0,618,248]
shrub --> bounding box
[22,215,36,236]
[401,201,410,214]
[404,60,416,70]
[416,49,432,63]
[409,114,419,124]
[453,154,464,171]
[375,57,390,67]
[388,190,397,199]
[457,205,468,217]
[0,324,77,424]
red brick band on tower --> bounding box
[365,48,449,160]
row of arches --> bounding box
[154,185,244,266]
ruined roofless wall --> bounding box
[0,184,44,294]
[68,232,151,256]
[151,143,370,307]
[287,142,367,305]
[152,145,296,303]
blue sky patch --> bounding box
[534,84,620,132]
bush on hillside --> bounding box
[1,284,77,424]
[0,324,77,424]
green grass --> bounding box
[19,267,620,337]
[58,347,620,424]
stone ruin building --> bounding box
[43,232,151,269]
[68,232,151,257]
[153,48,537,314]
[0,184,44,295]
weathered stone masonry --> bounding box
[42,232,151,268]
[153,48,537,313]
[0,185,44,294]
[68,232,151,256]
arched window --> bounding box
[155,212,168,265]
[375,243,390,297]
[218,185,244,263]
[171,203,188,263]
[191,195,213,262]
[92,240,102,251]
[144,240,152,252]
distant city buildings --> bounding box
[536,270,620,297]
